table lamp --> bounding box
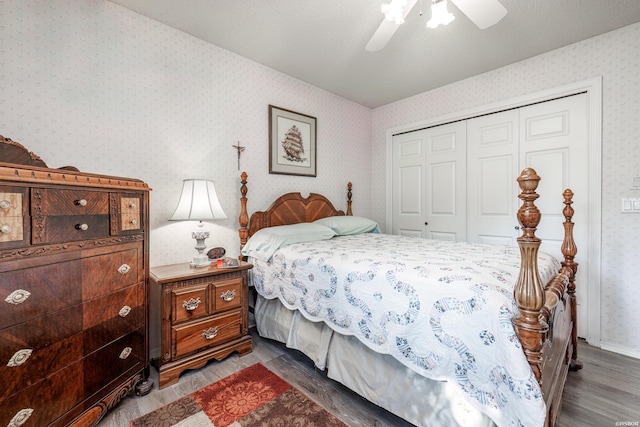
[169,179,228,267]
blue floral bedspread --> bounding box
[250,233,561,427]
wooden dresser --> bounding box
[150,261,253,388]
[0,136,151,426]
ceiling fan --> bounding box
[365,0,507,52]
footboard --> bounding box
[512,168,581,427]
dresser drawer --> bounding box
[0,306,83,401]
[0,361,84,427]
[83,283,144,355]
[33,214,110,244]
[172,311,242,359]
[116,193,143,233]
[0,257,82,330]
[84,329,145,398]
[212,277,243,312]
[82,243,142,300]
[32,188,109,216]
[172,284,208,323]
[0,186,29,248]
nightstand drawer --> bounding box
[172,311,241,359]
[172,285,208,323]
[212,278,242,312]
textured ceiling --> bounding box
[109,0,640,108]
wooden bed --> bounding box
[238,168,581,427]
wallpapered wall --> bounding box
[1,1,638,356]
[0,0,372,265]
[371,23,640,356]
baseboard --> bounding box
[600,341,640,359]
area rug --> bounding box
[130,363,346,427]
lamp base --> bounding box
[190,230,212,268]
[190,254,212,268]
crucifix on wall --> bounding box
[232,142,245,170]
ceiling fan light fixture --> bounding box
[381,0,408,25]
[426,0,455,28]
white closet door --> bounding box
[392,122,466,240]
[392,132,425,237]
[519,94,589,337]
[466,109,520,245]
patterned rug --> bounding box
[130,363,346,427]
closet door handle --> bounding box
[424,222,428,226]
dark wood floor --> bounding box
[99,330,640,427]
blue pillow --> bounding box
[241,222,336,261]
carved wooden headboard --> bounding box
[238,171,353,251]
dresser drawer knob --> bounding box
[7,349,33,367]
[182,297,201,311]
[129,202,136,209]
[76,223,89,231]
[75,198,88,206]
[118,264,131,275]
[8,408,34,427]
[5,289,31,305]
[220,290,236,302]
[130,219,138,225]
[119,347,132,360]
[1,224,12,234]
[0,199,10,209]
[203,327,219,340]
[119,305,132,318]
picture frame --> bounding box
[269,105,317,177]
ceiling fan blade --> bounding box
[365,19,400,52]
[450,0,507,29]
[365,0,419,52]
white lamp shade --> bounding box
[170,179,228,221]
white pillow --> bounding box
[313,216,380,236]
[241,222,336,261]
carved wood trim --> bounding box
[0,234,144,261]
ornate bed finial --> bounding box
[239,172,249,255]
[513,168,546,383]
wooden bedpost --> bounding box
[513,168,547,384]
[561,189,583,371]
[347,182,353,216]
[239,171,249,255]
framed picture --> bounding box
[269,105,317,177]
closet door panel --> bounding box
[392,134,425,237]
[467,109,519,246]
[424,122,466,241]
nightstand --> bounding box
[150,261,253,388]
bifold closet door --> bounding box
[391,122,466,240]
[466,109,520,246]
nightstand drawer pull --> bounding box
[182,297,201,311]
[0,199,10,209]
[220,290,236,302]
[5,289,31,305]
[8,408,34,427]
[119,305,131,317]
[7,349,33,367]
[1,224,12,234]
[202,326,219,340]
[118,264,131,275]
[119,347,132,360]
[76,223,89,231]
